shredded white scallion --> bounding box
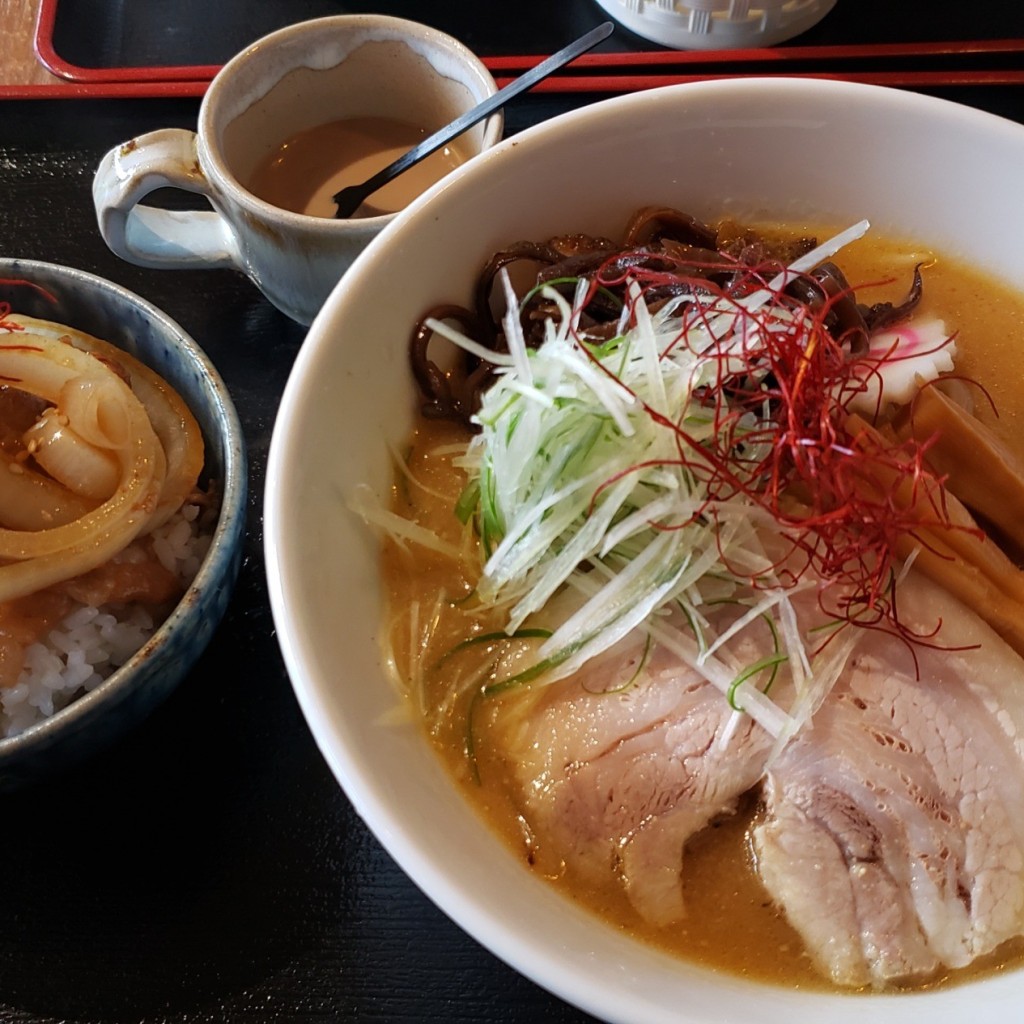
[362,221,887,743]
[423,316,516,367]
[348,483,464,560]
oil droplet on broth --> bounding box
[246,116,470,219]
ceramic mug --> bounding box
[92,16,502,326]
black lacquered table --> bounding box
[2,3,1023,1022]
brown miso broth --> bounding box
[381,225,1024,990]
[246,116,470,219]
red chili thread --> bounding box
[0,278,59,332]
[570,251,971,642]
[0,337,45,386]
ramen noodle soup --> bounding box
[0,308,212,736]
[361,210,1024,991]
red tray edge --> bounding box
[26,0,1024,100]
[34,0,220,84]
[0,81,210,100]
[33,0,1024,88]
[8,70,1024,103]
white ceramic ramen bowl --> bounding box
[266,78,1024,1023]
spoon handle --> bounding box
[333,21,615,217]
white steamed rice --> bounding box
[0,503,214,738]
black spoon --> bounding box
[332,21,615,219]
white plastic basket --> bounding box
[593,0,837,50]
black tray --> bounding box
[1,78,1023,1024]
[0,90,610,1024]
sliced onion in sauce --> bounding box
[0,322,201,603]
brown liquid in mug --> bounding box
[246,116,470,219]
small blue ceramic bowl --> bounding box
[0,259,246,787]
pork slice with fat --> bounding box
[754,572,1024,988]
[494,629,775,926]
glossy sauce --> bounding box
[246,116,469,219]
[382,227,1024,990]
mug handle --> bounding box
[92,129,243,271]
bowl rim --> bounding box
[0,258,247,764]
[265,77,1024,1022]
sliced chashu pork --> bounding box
[494,625,778,926]
[754,571,1024,988]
